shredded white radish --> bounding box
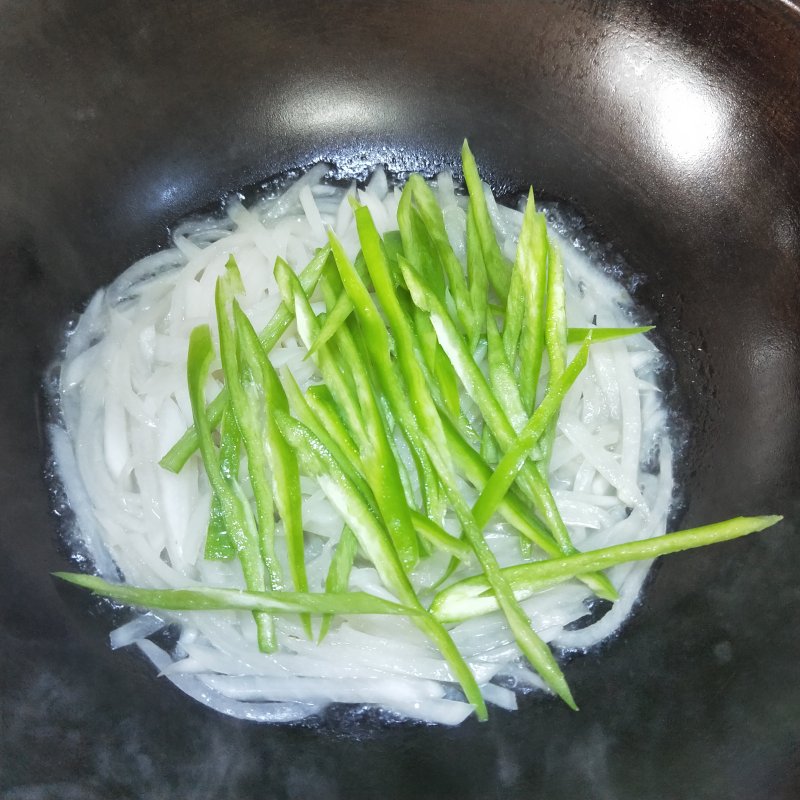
[51,166,674,725]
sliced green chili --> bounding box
[566,325,654,344]
[159,246,331,474]
[472,335,591,528]
[275,410,488,719]
[204,404,240,561]
[432,515,783,622]
[233,302,311,636]
[215,266,282,598]
[399,255,617,603]
[354,212,576,708]
[318,525,359,642]
[516,195,549,413]
[185,324,275,652]
[461,139,511,300]
[54,572,420,617]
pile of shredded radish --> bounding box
[51,165,673,725]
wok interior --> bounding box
[0,1,798,798]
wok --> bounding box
[1,1,799,798]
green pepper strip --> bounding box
[517,196,549,413]
[397,182,447,302]
[410,511,473,562]
[411,302,461,424]
[305,288,355,361]
[274,411,488,720]
[431,515,783,622]
[399,256,618,604]
[320,264,423,556]
[327,229,445,526]
[318,266,420,518]
[438,414,561,554]
[483,310,535,558]
[503,265,525,367]
[204,405,240,560]
[159,246,331,474]
[318,525,359,642]
[215,267,282,601]
[486,307,529,437]
[281,373,375,511]
[480,424,499,464]
[398,185,462,431]
[233,303,312,637]
[54,572,421,617]
[496,323,654,345]
[539,242,568,467]
[273,257,368,446]
[473,336,591,528]
[466,200,489,351]
[567,326,653,344]
[305,245,375,361]
[461,139,511,300]
[332,314,421,568]
[406,174,476,341]
[353,210,577,709]
[185,325,275,652]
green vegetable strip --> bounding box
[461,139,511,300]
[317,265,421,513]
[430,556,461,593]
[539,242,568,467]
[204,405,239,560]
[54,572,420,617]
[345,225,450,469]
[233,303,311,637]
[431,515,783,622]
[473,336,592,528]
[444,489,578,708]
[412,304,461,421]
[398,193,462,423]
[354,214,576,709]
[480,424,499,464]
[328,227,445,525]
[305,244,377,361]
[273,257,368,446]
[400,257,617,603]
[482,312,538,556]
[331,314,420,568]
[410,511,473,562]
[466,200,489,351]
[318,525,359,642]
[159,246,331,474]
[517,196,549,413]
[215,269,282,597]
[186,325,275,652]
[305,288,354,360]
[316,263,421,563]
[281,373,375,509]
[380,392,421,516]
[382,230,406,279]
[439,413,559,553]
[397,184,447,302]
[421,411,618,603]
[307,391,377,499]
[486,308,529,437]
[274,411,488,720]
[567,326,654,345]
[407,174,476,340]
[502,266,525,367]
[413,301,438,370]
